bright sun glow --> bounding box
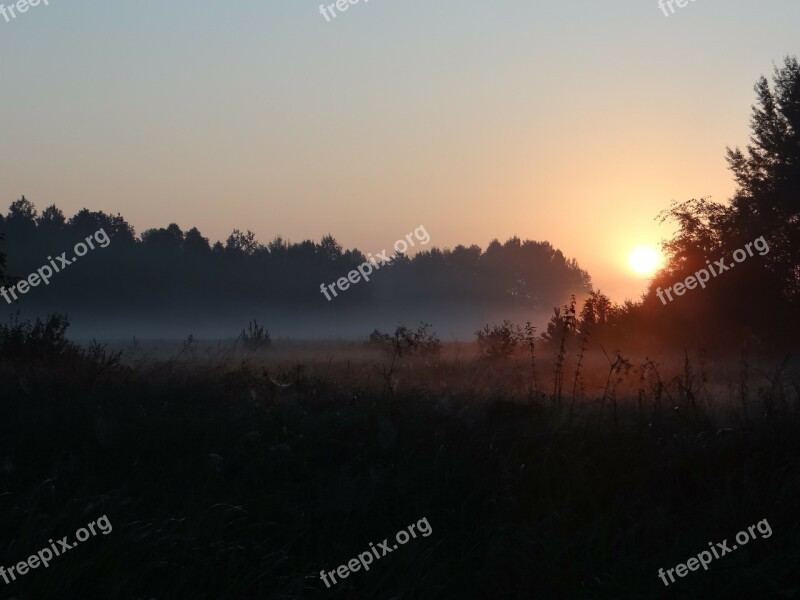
[628,245,661,276]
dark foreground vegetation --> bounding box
[0,317,798,599]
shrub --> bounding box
[0,313,78,362]
[240,320,272,351]
[475,320,524,360]
[368,322,441,357]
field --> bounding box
[1,323,798,599]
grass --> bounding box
[0,325,798,598]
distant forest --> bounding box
[0,198,590,319]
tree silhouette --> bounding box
[600,56,800,350]
[726,56,800,298]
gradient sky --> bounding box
[1,0,798,301]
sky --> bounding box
[1,0,798,302]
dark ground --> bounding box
[0,326,798,599]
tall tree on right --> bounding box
[725,56,800,298]
[641,58,800,348]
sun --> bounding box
[628,245,661,277]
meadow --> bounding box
[0,316,797,599]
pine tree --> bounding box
[726,56,800,295]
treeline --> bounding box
[0,199,591,316]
